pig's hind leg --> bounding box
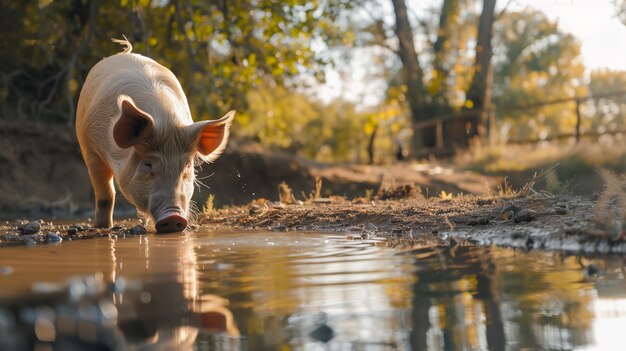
[85,155,116,228]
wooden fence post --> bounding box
[436,120,443,149]
[488,108,496,146]
[575,99,581,143]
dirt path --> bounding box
[2,191,624,254]
[199,193,626,255]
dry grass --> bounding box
[278,181,294,204]
[313,176,323,200]
[458,141,626,175]
[593,170,626,235]
[202,194,215,216]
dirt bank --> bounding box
[199,192,626,255]
[0,121,498,219]
[2,192,623,255]
[2,121,622,255]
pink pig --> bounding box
[76,38,234,233]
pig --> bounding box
[76,38,234,233]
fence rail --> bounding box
[414,90,626,148]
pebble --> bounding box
[476,198,493,206]
[46,232,63,243]
[309,324,335,343]
[67,227,78,236]
[128,225,148,235]
[583,263,600,278]
[18,221,40,235]
[500,204,521,221]
[110,226,124,231]
[514,209,536,223]
[249,204,264,215]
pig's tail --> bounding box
[111,35,133,53]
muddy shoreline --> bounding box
[3,193,624,255]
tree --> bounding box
[460,0,496,145]
[587,69,626,136]
[390,0,431,151]
[491,10,587,141]
[0,0,356,125]
[387,0,496,154]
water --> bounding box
[0,231,625,350]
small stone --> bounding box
[525,236,535,250]
[46,232,62,243]
[129,225,148,235]
[67,227,78,236]
[18,221,40,235]
[583,263,600,278]
[500,204,521,221]
[249,204,264,215]
[272,225,287,232]
[514,209,536,223]
[476,198,493,206]
[468,217,490,226]
[309,324,335,343]
[110,226,124,231]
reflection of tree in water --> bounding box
[410,246,596,350]
[410,245,505,350]
[501,255,595,350]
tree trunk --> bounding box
[431,0,461,148]
[432,0,459,102]
[390,0,434,153]
[461,0,497,146]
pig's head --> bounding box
[113,97,234,233]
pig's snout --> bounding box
[155,208,188,233]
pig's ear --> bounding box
[113,99,154,148]
[190,110,235,162]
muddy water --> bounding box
[0,231,625,350]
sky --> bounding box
[505,0,626,71]
[318,0,626,106]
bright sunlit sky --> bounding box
[318,0,626,107]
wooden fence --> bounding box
[413,90,626,151]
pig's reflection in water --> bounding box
[111,236,241,350]
[117,284,240,350]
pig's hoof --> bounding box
[155,215,188,233]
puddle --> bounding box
[0,230,625,350]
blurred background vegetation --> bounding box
[1,0,625,164]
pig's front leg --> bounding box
[85,156,116,228]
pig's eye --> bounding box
[139,161,154,176]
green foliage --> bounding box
[0,0,356,123]
[586,69,626,135]
[491,10,587,140]
[237,84,379,162]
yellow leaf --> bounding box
[439,190,453,200]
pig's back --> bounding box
[76,52,191,168]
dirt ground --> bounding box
[1,121,623,254]
[0,121,498,218]
[2,190,625,255]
